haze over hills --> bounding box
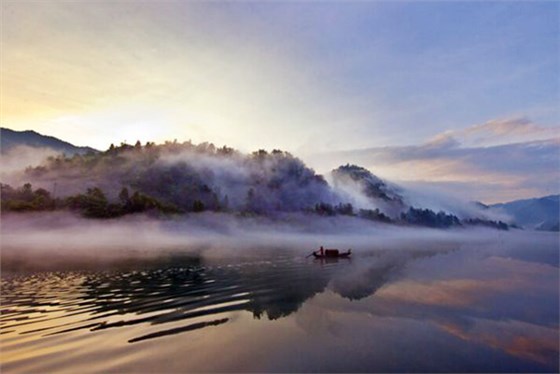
[303,125,559,208]
[488,195,560,231]
[0,127,557,231]
[0,128,98,155]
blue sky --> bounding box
[2,1,558,202]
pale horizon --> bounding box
[1,3,559,372]
[1,1,559,203]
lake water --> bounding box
[1,231,558,373]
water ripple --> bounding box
[1,256,352,345]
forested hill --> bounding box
[0,128,98,155]
[9,141,335,215]
[1,139,511,230]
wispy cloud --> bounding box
[304,118,559,203]
[2,2,558,152]
[431,117,559,148]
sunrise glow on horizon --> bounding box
[1,4,559,371]
[1,1,559,202]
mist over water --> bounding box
[0,139,557,373]
[1,211,522,270]
[1,1,558,371]
[1,211,558,372]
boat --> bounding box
[312,248,351,259]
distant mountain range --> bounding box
[1,128,98,155]
[488,195,559,231]
[1,127,558,231]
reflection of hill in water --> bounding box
[1,249,449,343]
[81,257,345,325]
[330,249,445,300]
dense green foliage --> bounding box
[1,183,56,212]
[1,183,179,218]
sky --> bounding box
[1,1,559,203]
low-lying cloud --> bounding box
[304,117,559,204]
[0,145,58,179]
[2,211,550,272]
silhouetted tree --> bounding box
[119,187,130,204]
[192,200,205,212]
[314,202,335,216]
[222,194,230,212]
[245,188,256,212]
[335,203,354,215]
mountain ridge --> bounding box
[488,195,559,231]
[1,127,98,155]
[1,128,556,231]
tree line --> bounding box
[1,183,179,218]
[1,183,510,229]
[4,139,510,230]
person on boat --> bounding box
[320,246,324,256]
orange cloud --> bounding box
[439,319,558,365]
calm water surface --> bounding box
[1,235,558,372]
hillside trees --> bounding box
[1,183,56,211]
[5,139,511,229]
[1,183,179,218]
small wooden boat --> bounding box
[312,249,351,259]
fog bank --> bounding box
[2,212,557,272]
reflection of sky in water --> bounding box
[1,233,558,373]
